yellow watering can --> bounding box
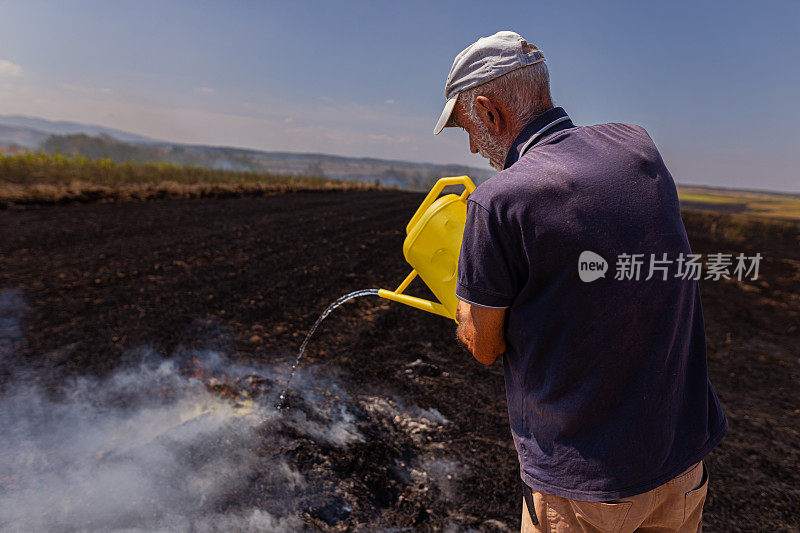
[378,176,476,322]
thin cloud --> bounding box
[0,60,23,77]
[195,87,216,94]
[385,99,395,105]
[62,84,112,96]
[366,133,413,144]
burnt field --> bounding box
[0,190,798,531]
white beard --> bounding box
[472,124,507,171]
[479,145,505,171]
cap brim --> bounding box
[433,95,458,135]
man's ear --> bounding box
[474,95,504,136]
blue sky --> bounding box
[0,0,798,192]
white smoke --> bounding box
[0,345,358,532]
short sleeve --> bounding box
[456,200,520,308]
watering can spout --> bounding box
[378,176,476,322]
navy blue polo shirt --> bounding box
[456,107,727,501]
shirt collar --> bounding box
[503,107,574,170]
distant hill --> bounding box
[0,115,494,190]
[0,115,158,144]
[0,124,50,149]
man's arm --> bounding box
[455,299,507,365]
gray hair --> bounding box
[459,61,552,128]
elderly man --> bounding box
[434,31,727,532]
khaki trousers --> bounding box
[521,461,709,533]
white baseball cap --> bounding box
[433,31,546,135]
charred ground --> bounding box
[0,191,798,531]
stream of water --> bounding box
[275,289,380,409]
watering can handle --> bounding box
[378,271,455,321]
[405,176,476,235]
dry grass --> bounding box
[0,152,379,207]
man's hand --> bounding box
[455,300,507,365]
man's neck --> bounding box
[502,106,556,157]
[502,107,573,170]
